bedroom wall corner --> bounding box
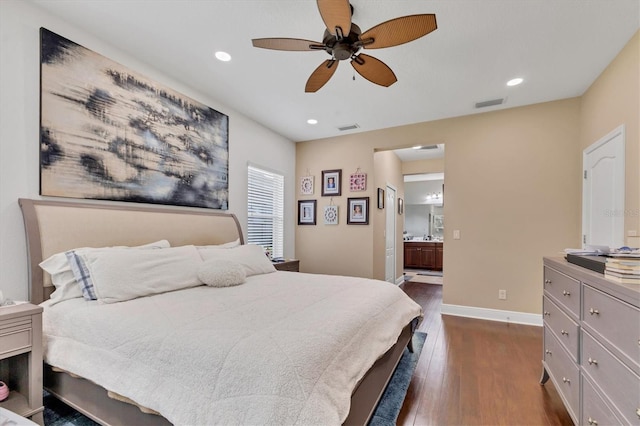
[0,0,296,301]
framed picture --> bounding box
[321,169,342,196]
[39,28,229,209]
[347,197,369,225]
[377,188,385,209]
[323,205,339,225]
[349,172,367,191]
[300,176,314,195]
[398,198,404,215]
[298,200,317,225]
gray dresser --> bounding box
[541,257,640,425]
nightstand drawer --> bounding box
[544,266,580,318]
[543,296,579,361]
[0,318,32,357]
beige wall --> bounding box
[295,30,638,316]
[580,30,640,247]
[402,158,444,175]
[372,150,405,282]
[297,98,582,314]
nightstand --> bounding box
[273,259,300,272]
[0,303,44,425]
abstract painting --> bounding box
[39,28,229,209]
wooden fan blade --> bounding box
[305,60,338,92]
[351,54,397,87]
[252,38,323,51]
[360,14,437,49]
[317,0,352,38]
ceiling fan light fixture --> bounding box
[214,51,231,62]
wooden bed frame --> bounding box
[19,198,416,426]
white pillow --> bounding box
[197,238,241,249]
[41,240,171,304]
[198,244,276,277]
[81,245,203,304]
[198,259,246,287]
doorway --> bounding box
[402,173,444,284]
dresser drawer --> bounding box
[582,329,640,425]
[543,328,579,420]
[583,284,640,374]
[544,266,580,318]
[543,296,579,362]
[581,373,625,426]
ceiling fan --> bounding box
[251,0,437,92]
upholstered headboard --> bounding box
[19,198,244,304]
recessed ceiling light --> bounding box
[215,51,231,62]
[507,77,524,86]
[307,119,318,125]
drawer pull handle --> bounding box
[561,330,569,336]
[543,311,550,316]
[589,308,600,315]
[562,290,570,296]
[588,417,598,425]
[562,377,570,384]
[545,349,552,355]
[544,279,552,284]
[588,357,598,365]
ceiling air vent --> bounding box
[337,123,360,131]
[419,144,439,150]
[475,98,504,109]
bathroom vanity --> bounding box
[404,241,443,271]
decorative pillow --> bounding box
[198,259,246,287]
[80,245,202,304]
[40,240,171,304]
[197,238,241,249]
[197,244,276,277]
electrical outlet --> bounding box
[498,289,507,300]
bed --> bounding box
[19,198,422,425]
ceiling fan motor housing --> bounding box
[322,24,362,60]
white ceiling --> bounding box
[29,0,639,147]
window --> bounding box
[247,164,284,258]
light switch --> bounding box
[453,230,461,240]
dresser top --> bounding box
[544,256,640,308]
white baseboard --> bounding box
[441,303,542,326]
[395,275,405,285]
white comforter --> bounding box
[41,271,422,425]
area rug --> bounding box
[368,331,426,426]
[43,331,427,426]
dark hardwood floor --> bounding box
[398,281,574,425]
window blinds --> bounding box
[247,165,284,258]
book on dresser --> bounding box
[604,257,640,284]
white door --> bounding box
[385,185,397,283]
[582,125,625,248]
